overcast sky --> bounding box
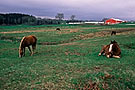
[0,0,135,20]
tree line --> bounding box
[0,13,79,25]
[0,13,65,25]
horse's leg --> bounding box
[106,55,110,58]
[23,47,25,56]
[32,44,36,54]
[111,33,113,36]
[98,49,104,56]
[28,46,33,56]
[112,55,120,58]
[98,45,106,56]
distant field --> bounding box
[0,24,135,89]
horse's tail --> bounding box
[32,35,37,44]
[31,35,37,50]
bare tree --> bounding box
[70,15,75,20]
[102,18,109,22]
[55,13,64,20]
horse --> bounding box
[19,35,37,58]
[98,40,121,58]
[56,27,61,31]
[111,31,116,36]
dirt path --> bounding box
[0,29,55,34]
[78,28,135,40]
[0,27,100,34]
[1,27,135,46]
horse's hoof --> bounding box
[107,55,110,58]
[98,53,101,56]
[19,55,22,58]
[30,54,33,56]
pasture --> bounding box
[0,24,135,89]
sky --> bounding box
[0,0,135,20]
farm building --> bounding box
[68,22,84,25]
[105,18,125,24]
[84,21,104,24]
[68,21,104,25]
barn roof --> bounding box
[110,18,123,21]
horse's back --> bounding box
[113,43,121,56]
[23,35,37,46]
[30,35,37,43]
[27,35,37,41]
[31,35,37,40]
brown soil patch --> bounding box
[75,80,100,90]
[0,29,55,34]
[58,29,80,34]
[108,28,135,36]
[1,27,135,47]
[0,27,100,34]
[101,28,135,32]
[78,31,110,40]
[58,28,135,46]
[78,28,135,40]
[59,42,78,46]
[58,27,101,34]
[116,28,135,32]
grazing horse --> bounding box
[98,40,121,58]
[19,35,37,58]
[111,31,116,36]
[56,27,61,31]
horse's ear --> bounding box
[111,40,113,43]
[113,40,117,43]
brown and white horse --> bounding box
[98,40,121,58]
[19,35,37,58]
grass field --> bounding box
[0,24,135,89]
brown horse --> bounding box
[111,31,116,36]
[56,27,61,31]
[98,40,121,58]
[19,35,37,58]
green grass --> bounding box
[0,24,135,89]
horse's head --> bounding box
[19,48,23,58]
[107,40,120,58]
[107,40,117,58]
[111,31,116,35]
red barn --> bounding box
[105,18,124,24]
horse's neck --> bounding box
[109,44,113,52]
[19,43,23,49]
[111,43,120,52]
[19,37,25,49]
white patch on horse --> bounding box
[107,55,110,58]
[113,55,120,58]
[98,53,101,56]
[109,44,113,52]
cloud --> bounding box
[0,0,135,20]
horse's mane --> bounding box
[19,36,26,49]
